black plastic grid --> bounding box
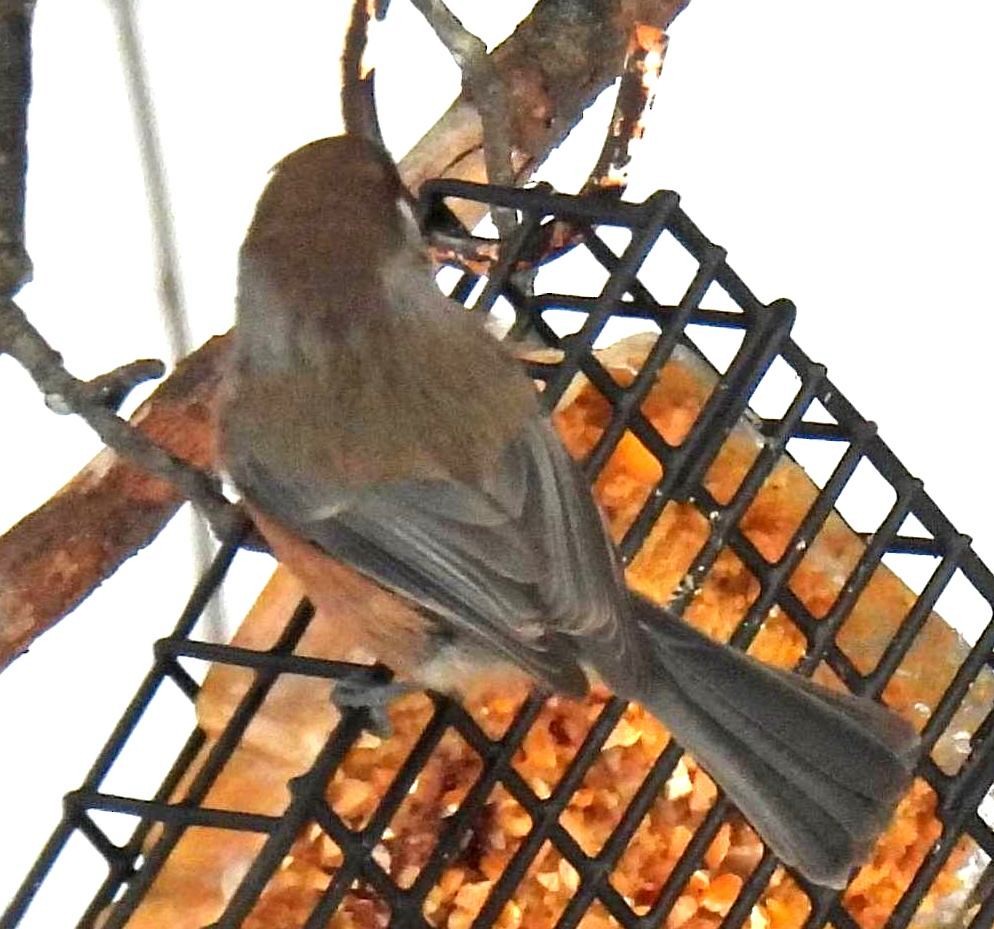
[5,181,994,929]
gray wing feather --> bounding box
[239,418,647,696]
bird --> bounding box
[217,134,920,889]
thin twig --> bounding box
[584,22,669,197]
[407,0,517,241]
[0,299,237,538]
[342,0,384,144]
[0,0,34,298]
[45,358,166,414]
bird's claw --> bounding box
[333,677,418,738]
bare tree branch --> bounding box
[424,15,676,280]
[400,0,688,225]
[408,0,515,190]
[0,300,236,538]
[407,0,517,240]
[0,0,33,298]
[0,334,231,670]
[444,10,673,267]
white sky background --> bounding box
[2,0,993,923]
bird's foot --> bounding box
[333,677,420,738]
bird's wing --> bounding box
[238,418,645,696]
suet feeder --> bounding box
[4,180,993,929]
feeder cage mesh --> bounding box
[4,181,994,929]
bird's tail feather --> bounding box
[628,594,919,888]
